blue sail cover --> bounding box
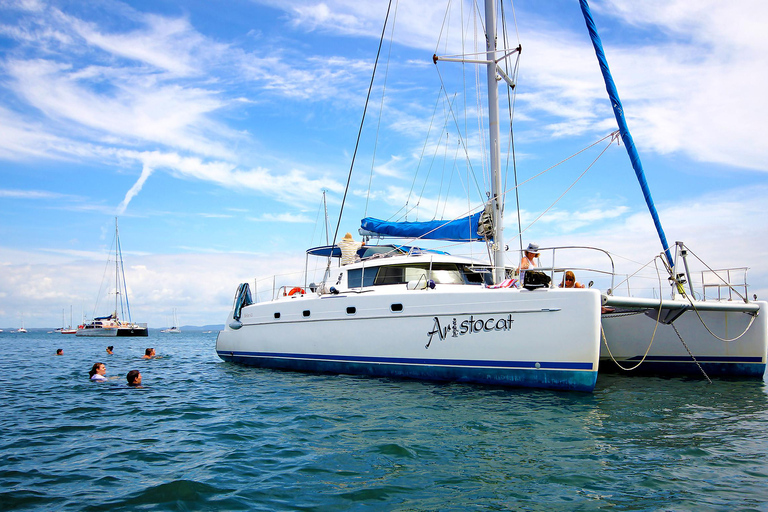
[579,0,674,267]
[361,212,484,242]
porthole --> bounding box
[274,312,281,319]
[390,303,403,312]
[303,310,311,317]
[346,307,356,315]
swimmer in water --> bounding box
[89,362,107,381]
[142,348,156,359]
[56,348,63,356]
[106,346,113,355]
[126,370,142,387]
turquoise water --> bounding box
[2,331,768,511]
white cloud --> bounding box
[0,247,309,327]
[0,188,66,199]
[252,212,314,223]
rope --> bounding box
[601,255,665,371]
[674,279,758,343]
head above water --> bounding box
[127,370,142,386]
[89,362,105,378]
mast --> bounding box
[485,0,505,283]
[115,217,119,319]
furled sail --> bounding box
[579,0,674,268]
[361,210,487,242]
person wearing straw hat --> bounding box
[518,242,540,283]
[339,232,364,266]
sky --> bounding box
[1,0,767,329]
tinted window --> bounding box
[347,267,378,288]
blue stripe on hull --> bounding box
[599,359,766,378]
[217,351,598,392]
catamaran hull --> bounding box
[600,301,768,377]
[76,327,149,337]
[216,288,602,392]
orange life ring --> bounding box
[288,287,305,296]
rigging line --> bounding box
[441,141,463,220]
[433,64,485,201]
[500,0,523,255]
[608,256,662,293]
[508,0,521,46]
[500,130,618,203]
[435,0,453,54]
[433,129,450,219]
[474,7,490,197]
[365,0,399,218]
[117,232,132,323]
[404,86,444,221]
[328,0,393,265]
[417,95,455,220]
[309,191,326,247]
[94,234,116,321]
[461,0,474,262]
[516,135,613,238]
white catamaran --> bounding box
[216,0,604,392]
[77,218,148,338]
[216,0,766,390]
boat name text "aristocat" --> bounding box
[426,314,514,348]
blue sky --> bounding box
[1,0,767,328]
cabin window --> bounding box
[274,312,280,319]
[346,307,356,315]
[390,303,403,312]
[303,310,310,317]
[347,268,377,288]
[373,263,469,286]
[462,266,493,285]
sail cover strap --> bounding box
[579,0,674,268]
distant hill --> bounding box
[180,325,224,331]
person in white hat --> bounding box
[518,242,540,282]
[339,232,364,266]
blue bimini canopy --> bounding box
[306,244,448,259]
[361,212,484,242]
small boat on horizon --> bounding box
[160,308,181,333]
[77,218,148,338]
[58,307,77,334]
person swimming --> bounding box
[142,348,156,359]
[89,362,107,381]
[126,370,142,387]
[106,346,113,355]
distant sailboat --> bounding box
[77,218,148,337]
[161,308,181,333]
[59,306,77,334]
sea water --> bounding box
[1,330,768,511]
